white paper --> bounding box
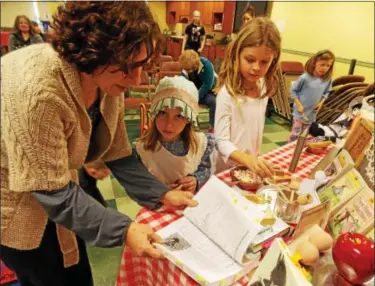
[184,176,263,264]
[155,217,244,285]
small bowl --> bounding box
[306,146,327,155]
[230,166,263,191]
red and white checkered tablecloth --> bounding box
[116,141,329,286]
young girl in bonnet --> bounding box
[136,76,214,193]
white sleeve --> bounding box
[214,88,238,163]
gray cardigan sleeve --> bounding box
[32,151,169,247]
[33,182,131,247]
[106,150,169,210]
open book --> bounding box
[154,176,281,286]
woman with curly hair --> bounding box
[0,2,197,285]
[8,15,44,51]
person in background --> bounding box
[182,10,206,54]
[8,15,43,51]
[180,50,217,131]
[215,17,279,176]
[242,5,256,26]
[0,2,197,286]
[288,50,335,142]
[31,21,46,42]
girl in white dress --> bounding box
[214,17,281,177]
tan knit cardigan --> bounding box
[0,44,131,267]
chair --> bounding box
[157,55,173,67]
[332,75,365,87]
[316,81,370,125]
[129,71,156,99]
[156,61,182,83]
[270,65,293,121]
[144,54,173,82]
[1,31,10,56]
[160,61,181,72]
[124,97,150,110]
[280,61,304,75]
[280,61,304,105]
[139,103,152,138]
[362,82,374,97]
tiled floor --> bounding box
[87,111,291,285]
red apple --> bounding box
[332,232,375,285]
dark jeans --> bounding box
[199,91,216,128]
[0,221,93,286]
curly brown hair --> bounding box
[13,15,34,35]
[50,1,163,74]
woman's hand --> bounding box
[244,154,275,178]
[126,222,164,259]
[162,186,198,208]
[84,165,111,180]
[176,176,197,193]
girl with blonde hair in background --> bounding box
[288,49,335,142]
[214,17,281,177]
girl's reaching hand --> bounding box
[176,176,197,193]
[245,155,275,178]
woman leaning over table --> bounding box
[0,2,197,286]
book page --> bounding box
[328,187,374,238]
[155,217,246,285]
[318,168,363,213]
[183,176,264,264]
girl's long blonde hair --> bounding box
[217,17,281,99]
